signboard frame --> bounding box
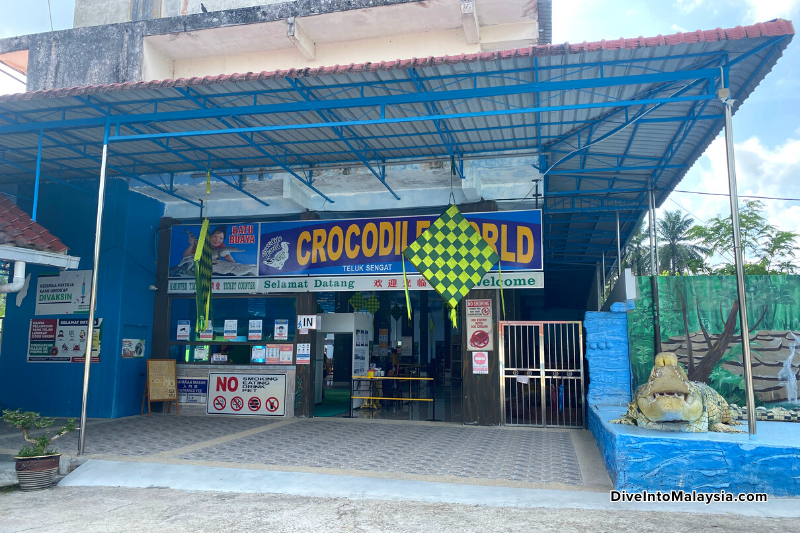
[143,359,179,417]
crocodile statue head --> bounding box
[611,352,743,433]
[637,352,703,423]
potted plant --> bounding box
[2,409,76,491]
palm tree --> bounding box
[623,221,651,276]
[656,210,709,275]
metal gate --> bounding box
[499,321,585,428]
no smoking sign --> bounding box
[207,373,287,416]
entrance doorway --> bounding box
[500,321,585,428]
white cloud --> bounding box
[674,0,704,14]
[666,135,800,264]
[743,0,800,22]
[671,24,689,33]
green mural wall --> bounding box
[628,275,800,408]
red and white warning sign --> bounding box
[207,373,286,416]
[466,299,493,351]
[472,351,489,374]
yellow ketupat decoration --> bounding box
[402,205,500,325]
[194,219,214,334]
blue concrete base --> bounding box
[589,404,800,496]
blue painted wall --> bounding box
[0,177,164,418]
[584,302,632,407]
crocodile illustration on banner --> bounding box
[611,352,743,433]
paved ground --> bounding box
[0,485,794,533]
[0,415,606,489]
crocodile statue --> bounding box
[610,352,743,433]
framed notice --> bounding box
[466,299,493,351]
[143,359,179,416]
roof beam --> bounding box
[287,17,315,61]
[285,77,400,200]
[460,1,480,45]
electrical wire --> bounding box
[46,0,54,32]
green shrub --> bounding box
[2,409,76,457]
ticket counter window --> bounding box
[167,296,297,363]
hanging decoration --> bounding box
[349,292,366,312]
[402,204,499,326]
[365,296,380,315]
[194,219,214,334]
[391,304,403,322]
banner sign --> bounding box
[207,373,286,416]
[168,271,544,294]
[27,318,102,363]
[466,299,493,352]
[167,211,542,293]
[35,270,92,315]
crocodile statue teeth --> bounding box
[610,352,744,433]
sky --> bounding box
[1,0,799,253]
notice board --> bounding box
[147,359,177,401]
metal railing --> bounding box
[499,321,585,428]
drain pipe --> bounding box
[0,261,25,293]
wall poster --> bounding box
[35,270,93,315]
[27,318,102,363]
[466,299,493,352]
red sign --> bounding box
[249,397,261,411]
[466,299,493,352]
[472,351,489,374]
[265,397,280,412]
[30,319,57,341]
[213,396,227,410]
[231,396,244,411]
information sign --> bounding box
[35,270,93,315]
[251,346,267,364]
[466,299,493,352]
[224,319,238,340]
[178,378,208,404]
[297,315,317,330]
[248,320,262,340]
[207,373,286,416]
[274,319,289,340]
[279,344,293,364]
[176,320,190,341]
[27,318,102,363]
[121,338,145,358]
[472,351,489,374]
[147,359,177,401]
[296,342,311,365]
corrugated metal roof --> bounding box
[0,19,793,271]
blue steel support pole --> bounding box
[32,130,42,221]
[78,120,111,456]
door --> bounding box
[499,321,585,428]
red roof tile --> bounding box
[0,194,69,254]
[0,20,793,104]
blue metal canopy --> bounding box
[0,21,793,280]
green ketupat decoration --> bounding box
[402,205,499,326]
[349,292,366,312]
[194,219,214,334]
[365,296,380,315]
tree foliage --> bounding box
[688,200,800,274]
[2,409,76,457]
[656,210,709,275]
